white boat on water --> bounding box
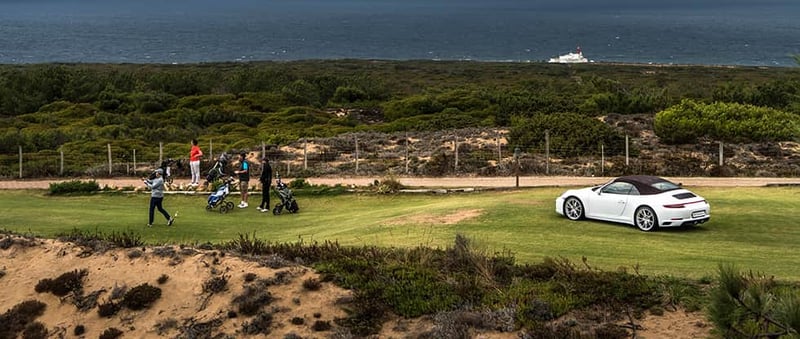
[548,46,590,63]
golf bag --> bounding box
[272,176,299,215]
[205,153,229,184]
[206,177,235,213]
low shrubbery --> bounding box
[48,180,101,195]
[12,227,799,337]
[508,113,628,157]
[220,232,701,337]
[655,99,800,144]
[0,300,47,339]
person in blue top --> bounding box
[142,168,174,227]
[235,151,250,208]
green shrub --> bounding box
[655,99,800,144]
[302,278,322,291]
[122,283,161,310]
[374,176,404,194]
[289,178,308,189]
[508,113,627,157]
[241,312,273,335]
[22,322,47,339]
[48,180,100,195]
[157,274,169,285]
[34,269,88,297]
[202,275,229,294]
[0,300,47,339]
[99,327,123,339]
[106,230,144,248]
[311,320,332,331]
[97,300,121,318]
[233,281,274,316]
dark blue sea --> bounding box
[1,0,799,66]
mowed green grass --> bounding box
[1,186,798,280]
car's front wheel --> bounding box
[563,197,584,221]
[635,206,658,232]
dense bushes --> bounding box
[48,180,101,195]
[655,99,800,144]
[508,113,627,157]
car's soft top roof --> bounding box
[613,175,679,195]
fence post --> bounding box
[261,141,266,159]
[625,135,629,166]
[18,145,22,179]
[496,131,502,165]
[719,141,724,166]
[60,149,64,176]
[514,147,520,188]
[454,135,459,173]
[354,135,359,175]
[159,142,163,165]
[209,139,213,161]
[405,132,409,174]
[303,138,308,170]
[601,144,605,176]
[545,130,550,175]
[133,149,137,176]
[108,143,112,175]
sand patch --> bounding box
[384,209,484,226]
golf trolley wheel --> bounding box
[289,201,299,213]
[219,205,229,214]
[205,205,212,212]
[226,201,234,210]
[273,204,283,215]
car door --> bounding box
[587,182,635,221]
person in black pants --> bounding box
[257,157,273,213]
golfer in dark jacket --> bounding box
[257,157,273,213]
[143,168,174,227]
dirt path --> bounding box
[1,176,798,190]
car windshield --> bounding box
[650,180,681,191]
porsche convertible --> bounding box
[555,175,710,231]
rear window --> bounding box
[672,192,697,200]
[650,181,681,192]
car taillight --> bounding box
[663,203,686,208]
[663,200,706,208]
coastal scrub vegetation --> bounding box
[17,228,799,337]
[1,61,798,176]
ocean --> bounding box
[1,0,799,66]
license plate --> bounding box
[692,211,706,218]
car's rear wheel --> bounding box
[564,197,584,221]
[635,206,658,232]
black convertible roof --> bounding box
[612,175,679,195]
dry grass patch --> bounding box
[384,209,484,226]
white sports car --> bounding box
[555,175,710,232]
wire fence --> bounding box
[1,129,799,179]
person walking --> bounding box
[189,139,203,187]
[235,151,250,208]
[257,157,273,213]
[142,168,174,227]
